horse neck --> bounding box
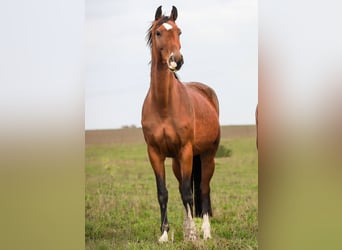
[150,55,175,111]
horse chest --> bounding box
[157,125,180,155]
[146,122,190,157]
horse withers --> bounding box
[141,6,220,242]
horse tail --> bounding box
[192,155,202,217]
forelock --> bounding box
[146,16,172,48]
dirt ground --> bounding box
[85,125,256,145]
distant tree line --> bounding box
[121,124,137,129]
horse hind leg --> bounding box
[202,213,211,240]
[192,155,202,217]
[200,154,215,240]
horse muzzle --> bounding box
[168,53,184,72]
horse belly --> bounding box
[193,109,220,155]
[194,127,219,155]
[185,82,220,154]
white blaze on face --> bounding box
[163,22,173,30]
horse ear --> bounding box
[170,6,178,21]
[155,6,162,20]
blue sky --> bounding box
[85,0,257,129]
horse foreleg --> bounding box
[179,144,198,241]
[183,203,198,241]
[156,174,169,242]
[147,147,169,242]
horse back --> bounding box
[186,82,219,115]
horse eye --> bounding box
[156,31,161,37]
[179,31,182,36]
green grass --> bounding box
[216,144,233,158]
[85,138,258,249]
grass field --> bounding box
[85,127,257,249]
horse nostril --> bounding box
[177,55,184,66]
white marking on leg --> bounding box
[163,23,173,30]
[183,204,198,241]
[187,204,192,219]
[202,213,212,240]
[158,230,168,242]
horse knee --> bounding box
[181,192,193,207]
[155,175,168,204]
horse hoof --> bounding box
[183,220,198,241]
[184,232,198,241]
[158,230,168,243]
[203,231,212,240]
[188,231,198,241]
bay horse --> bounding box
[141,6,220,242]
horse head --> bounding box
[148,6,184,72]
